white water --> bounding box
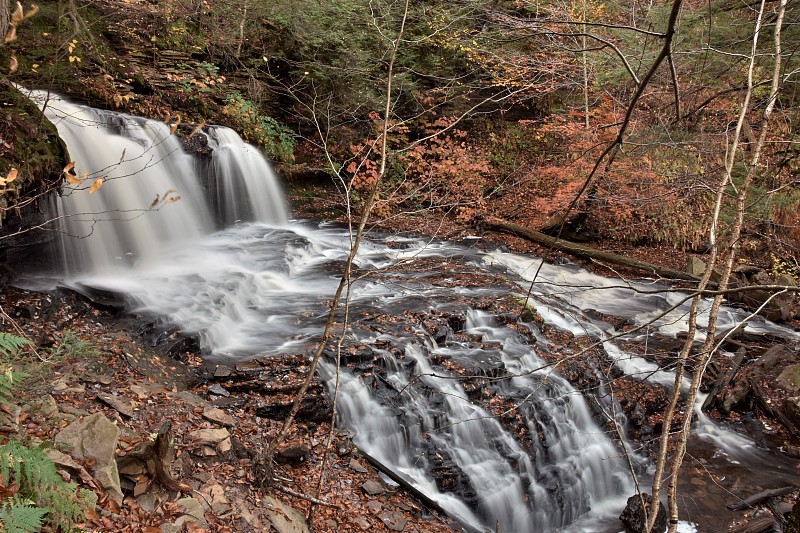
[26,95,800,532]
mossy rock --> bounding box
[0,80,70,277]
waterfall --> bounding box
[204,127,288,226]
[23,95,795,532]
[25,90,287,275]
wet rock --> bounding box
[54,413,122,504]
[783,397,800,428]
[255,397,330,423]
[787,494,800,533]
[619,493,666,533]
[213,365,232,378]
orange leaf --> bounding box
[63,161,75,174]
[89,178,104,194]
[4,168,17,184]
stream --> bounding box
[22,89,800,532]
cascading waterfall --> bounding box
[24,93,798,532]
[204,127,288,226]
[25,89,287,275]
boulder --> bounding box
[685,257,706,277]
[784,396,800,428]
[54,413,122,504]
[264,495,310,533]
[778,365,800,393]
[620,493,666,533]
[787,493,800,533]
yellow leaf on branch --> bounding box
[63,161,75,174]
[89,178,104,194]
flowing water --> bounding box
[23,90,800,532]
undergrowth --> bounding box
[0,332,95,532]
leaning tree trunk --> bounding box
[0,0,9,44]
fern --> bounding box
[0,441,91,530]
[0,333,30,359]
[0,499,48,533]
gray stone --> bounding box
[96,392,135,418]
[202,405,234,427]
[778,365,800,393]
[378,511,407,531]
[176,496,208,526]
[685,257,706,276]
[189,427,230,444]
[264,495,310,533]
[362,479,385,496]
[350,457,368,473]
[0,402,21,431]
[25,395,58,419]
[199,483,230,514]
[54,413,122,504]
[176,391,206,407]
[207,384,230,397]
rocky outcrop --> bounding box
[54,412,123,504]
[0,82,69,279]
[620,493,666,533]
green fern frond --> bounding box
[0,442,89,530]
[0,333,31,359]
[0,499,48,533]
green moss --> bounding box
[0,81,69,208]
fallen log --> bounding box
[483,217,702,283]
[727,486,798,511]
[727,516,777,533]
[702,347,746,411]
[358,449,483,533]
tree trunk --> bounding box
[483,217,702,283]
[1,0,9,43]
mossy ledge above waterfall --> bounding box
[0,80,70,279]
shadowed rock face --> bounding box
[0,83,69,280]
[619,493,666,533]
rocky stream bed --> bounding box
[2,231,800,532]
